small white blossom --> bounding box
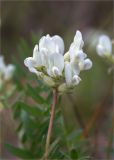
[96,35,112,57]
[24,31,92,93]
[0,55,15,90]
[0,55,15,81]
[96,35,114,66]
[68,30,92,71]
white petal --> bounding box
[39,36,46,52]
[79,60,84,70]
[69,45,85,62]
[40,49,49,67]
[49,53,64,73]
[33,45,38,60]
[72,75,81,86]
[39,35,56,54]
[52,66,61,77]
[46,40,55,54]
[34,44,49,68]
[24,57,34,68]
[69,43,76,60]
[96,44,105,57]
[65,62,72,86]
[39,35,51,52]
[52,35,64,54]
[28,67,39,74]
[75,50,86,60]
[99,35,112,53]
[75,50,86,62]
[71,61,80,75]
[81,58,92,70]
[39,34,64,55]
[24,57,38,74]
[74,30,84,49]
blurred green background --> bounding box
[1,0,113,159]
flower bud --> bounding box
[72,75,81,86]
[79,58,92,70]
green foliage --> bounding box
[9,85,88,159]
[6,144,34,159]
[7,33,89,159]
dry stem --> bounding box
[44,89,58,160]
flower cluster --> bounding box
[24,30,92,93]
[96,35,114,65]
[0,55,15,89]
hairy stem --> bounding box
[44,89,58,160]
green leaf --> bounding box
[20,102,42,116]
[13,101,43,117]
[12,102,22,119]
[16,122,23,132]
[26,84,46,104]
[12,57,26,77]
[6,144,34,159]
[49,138,60,158]
[70,149,78,159]
[18,38,31,59]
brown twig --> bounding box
[44,89,58,160]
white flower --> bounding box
[24,35,64,79]
[0,55,15,81]
[24,31,92,92]
[96,35,112,57]
[68,31,92,71]
[96,35,114,66]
